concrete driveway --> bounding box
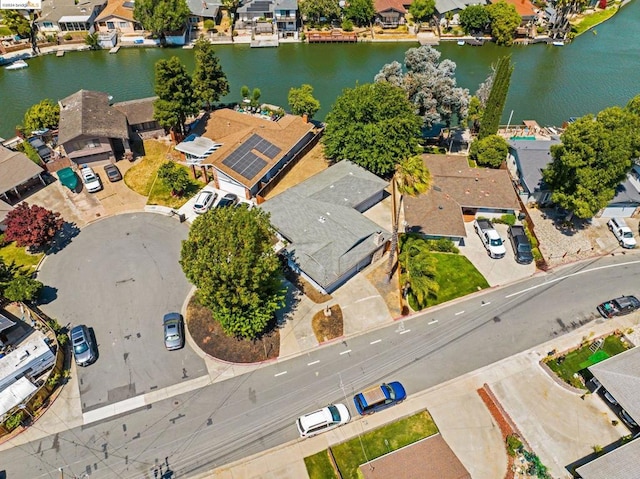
[37,213,207,412]
[459,222,536,287]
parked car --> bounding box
[597,295,640,318]
[296,404,350,438]
[217,193,238,208]
[80,166,102,193]
[70,325,97,366]
[103,163,122,182]
[56,167,78,191]
[620,409,638,428]
[193,190,217,214]
[474,219,506,259]
[508,225,534,264]
[353,381,406,415]
[607,217,636,249]
[602,389,618,405]
[163,312,184,351]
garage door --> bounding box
[601,206,637,218]
[218,177,247,199]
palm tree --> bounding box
[399,236,439,309]
[385,155,432,283]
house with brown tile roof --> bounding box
[0,146,46,205]
[489,0,536,22]
[95,0,141,34]
[176,108,318,200]
[375,0,412,27]
[404,154,520,244]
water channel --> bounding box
[0,0,638,139]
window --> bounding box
[119,21,128,28]
[107,21,115,29]
[43,21,54,28]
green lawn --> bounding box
[427,252,489,306]
[306,411,438,479]
[147,165,205,208]
[572,8,617,36]
[546,335,629,388]
[0,235,43,272]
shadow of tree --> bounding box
[46,222,81,255]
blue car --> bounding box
[353,381,406,415]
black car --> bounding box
[103,163,123,182]
[70,325,97,366]
[597,295,640,318]
[508,225,533,264]
[217,193,238,208]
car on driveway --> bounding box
[80,166,103,193]
[71,325,97,366]
[296,404,350,438]
[620,409,638,429]
[193,190,217,214]
[103,163,123,182]
[597,295,640,318]
[163,312,185,350]
[353,381,406,415]
[217,193,238,208]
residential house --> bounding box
[434,0,485,25]
[186,0,222,33]
[94,0,141,34]
[0,145,46,204]
[489,0,537,36]
[36,0,107,34]
[0,329,55,393]
[404,155,520,245]
[236,0,300,33]
[574,436,640,479]
[58,90,131,165]
[508,139,640,217]
[175,108,317,200]
[375,0,412,28]
[260,161,390,293]
[112,97,163,140]
[0,200,12,231]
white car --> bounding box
[193,190,217,214]
[80,166,102,193]
[296,404,350,438]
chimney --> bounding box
[373,231,385,246]
[302,113,308,123]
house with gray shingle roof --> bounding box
[260,161,389,293]
[237,0,299,33]
[37,0,107,34]
[112,97,163,140]
[58,90,131,165]
[404,154,520,245]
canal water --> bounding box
[0,0,638,139]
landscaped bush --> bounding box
[425,238,459,253]
[342,19,354,31]
[492,214,516,226]
[63,33,73,41]
[506,434,523,456]
[3,411,24,431]
[203,19,216,31]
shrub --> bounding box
[203,19,216,31]
[47,372,61,388]
[56,333,68,346]
[342,19,354,31]
[506,434,523,456]
[3,411,24,431]
[426,238,459,253]
[492,214,516,226]
[63,33,72,41]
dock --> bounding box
[251,37,279,48]
[307,31,357,43]
[109,46,120,54]
[56,50,64,57]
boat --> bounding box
[457,40,465,46]
[5,60,28,70]
[552,41,565,47]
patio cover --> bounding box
[0,313,16,334]
[58,15,91,22]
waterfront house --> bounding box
[112,97,163,140]
[404,154,520,245]
[374,0,412,28]
[489,0,537,36]
[37,0,107,34]
[260,161,390,294]
[236,0,300,34]
[175,108,316,200]
[186,0,222,33]
[434,0,485,25]
[0,145,46,204]
[58,90,131,165]
[94,0,142,35]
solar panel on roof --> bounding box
[223,150,267,180]
[245,133,281,159]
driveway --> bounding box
[37,213,207,412]
[459,222,536,287]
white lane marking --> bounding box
[274,371,287,377]
[354,295,379,303]
[400,329,411,334]
[428,319,438,325]
[455,310,465,316]
[481,301,491,307]
[340,350,352,355]
[307,360,320,366]
[370,339,382,345]
[505,260,640,298]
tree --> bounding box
[221,0,241,40]
[3,277,43,302]
[486,1,521,46]
[626,94,640,116]
[478,55,513,140]
[459,4,489,34]
[323,82,422,177]
[399,236,439,310]
[192,37,230,110]
[542,107,640,219]
[240,85,250,100]
[288,84,321,119]
[469,134,509,168]
[3,10,31,38]
[157,162,191,196]
[409,0,436,24]
[180,207,284,339]
[386,155,431,283]
[85,32,100,50]
[22,99,60,134]
[299,0,341,24]
[251,88,261,107]
[4,203,64,251]
[375,45,470,129]
[133,0,190,44]
[153,56,198,135]
[345,0,375,27]
[467,96,483,133]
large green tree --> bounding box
[345,0,375,27]
[542,104,640,219]
[157,161,191,195]
[3,10,31,37]
[409,0,436,24]
[375,45,470,129]
[133,0,190,43]
[299,0,341,23]
[287,84,320,119]
[192,37,229,110]
[22,99,60,134]
[323,82,422,177]
[486,1,521,46]
[180,207,284,339]
[153,56,199,135]
[478,55,513,140]
[469,134,509,168]
[459,4,489,34]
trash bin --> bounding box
[178,213,186,223]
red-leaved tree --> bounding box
[4,202,64,250]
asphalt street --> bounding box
[36,213,207,412]
[3,254,640,478]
